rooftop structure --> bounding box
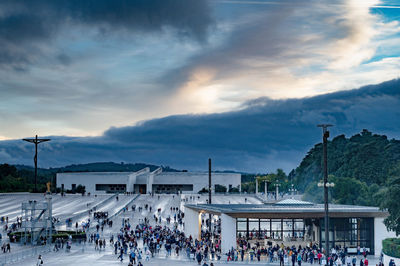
[184,199,394,256]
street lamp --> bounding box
[289,184,297,196]
[275,181,280,200]
[317,124,333,256]
[317,182,335,188]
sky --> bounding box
[0,0,399,172]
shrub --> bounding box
[8,230,86,242]
[382,238,400,258]
[198,187,208,194]
[215,184,227,193]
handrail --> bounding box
[0,245,51,266]
[86,194,140,234]
[54,194,117,226]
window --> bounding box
[321,218,374,254]
[236,218,305,241]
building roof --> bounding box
[57,172,134,176]
[275,198,314,205]
[185,198,387,218]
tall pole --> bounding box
[208,158,212,233]
[34,137,38,192]
[275,182,280,200]
[264,181,267,196]
[208,158,212,204]
[318,124,332,256]
[255,177,258,194]
[23,135,51,193]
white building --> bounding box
[56,167,241,194]
[185,199,396,256]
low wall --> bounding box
[383,252,400,266]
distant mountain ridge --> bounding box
[15,162,180,174]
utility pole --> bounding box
[317,124,333,256]
[23,135,51,193]
[208,158,212,233]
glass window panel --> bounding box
[283,219,292,231]
[249,221,259,231]
[260,221,270,231]
[294,220,304,230]
[271,220,282,231]
[237,221,247,231]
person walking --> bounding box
[297,252,302,266]
[36,255,43,265]
[280,251,285,266]
[292,252,297,266]
[352,255,357,266]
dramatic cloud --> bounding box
[0,79,399,173]
[162,0,395,100]
[0,0,399,158]
[0,0,212,68]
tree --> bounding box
[0,164,17,180]
[229,186,240,193]
[380,176,400,235]
[76,185,86,195]
[215,184,227,193]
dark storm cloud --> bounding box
[0,0,212,68]
[0,79,399,172]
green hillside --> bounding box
[289,129,400,206]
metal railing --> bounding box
[0,245,51,266]
[54,194,117,227]
[86,194,140,235]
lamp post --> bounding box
[317,124,333,256]
[255,177,259,194]
[289,184,297,196]
[208,158,212,232]
[22,135,51,193]
[264,181,268,197]
[275,181,280,200]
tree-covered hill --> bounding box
[289,129,400,205]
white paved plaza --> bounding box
[0,193,267,265]
[0,193,383,266]
[6,244,380,266]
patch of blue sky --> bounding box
[370,6,400,22]
[364,36,400,65]
[364,54,398,65]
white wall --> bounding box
[374,217,397,257]
[221,213,236,253]
[184,207,201,240]
[154,172,241,193]
[56,172,131,193]
[57,170,241,194]
[127,173,137,193]
[384,252,400,266]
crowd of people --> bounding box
[0,194,387,266]
[223,241,375,266]
[107,217,222,266]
